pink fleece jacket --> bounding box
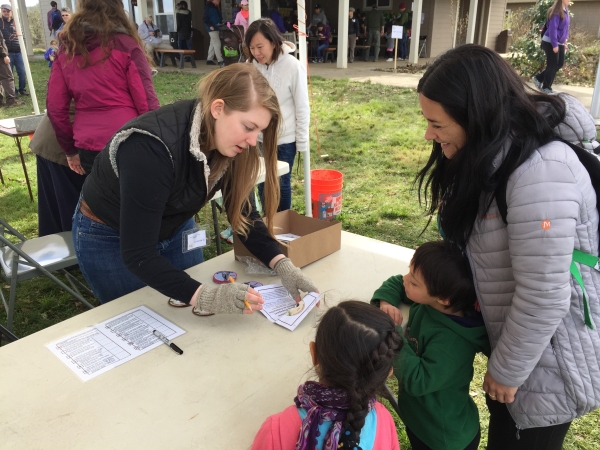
[251,402,400,450]
[47,33,159,156]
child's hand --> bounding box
[380,300,403,325]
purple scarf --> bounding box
[294,381,374,450]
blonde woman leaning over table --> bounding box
[72,64,317,319]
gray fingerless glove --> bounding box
[194,283,250,314]
[274,257,318,299]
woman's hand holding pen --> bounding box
[190,284,264,315]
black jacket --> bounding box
[176,9,193,40]
[82,100,282,302]
[0,17,20,53]
[348,17,360,36]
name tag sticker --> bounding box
[182,224,210,253]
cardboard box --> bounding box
[233,210,342,268]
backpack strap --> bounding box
[571,250,597,330]
[497,138,600,329]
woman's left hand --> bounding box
[483,371,518,403]
[272,257,318,301]
[67,154,85,175]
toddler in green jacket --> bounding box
[371,241,490,450]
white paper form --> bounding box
[256,284,320,331]
[46,306,185,382]
[275,233,301,243]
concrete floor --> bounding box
[157,57,595,110]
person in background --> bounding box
[251,301,402,450]
[48,0,159,175]
[245,19,309,212]
[396,3,409,60]
[364,4,384,62]
[72,64,317,308]
[30,110,85,236]
[138,16,172,63]
[56,7,72,35]
[234,0,250,30]
[311,4,327,27]
[359,12,367,41]
[532,0,570,94]
[315,22,330,63]
[0,4,28,96]
[384,19,394,62]
[176,1,193,50]
[47,1,62,37]
[0,22,22,107]
[44,39,58,67]
[270,6,286,34]
[204,0,224,67]
[347,7,359,63]
[288,8,298,32]
[372,241,489,450]
[232,0,241,22]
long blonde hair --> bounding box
[198,64,281,238]
[60,0,144,68]
[547,0,567,20]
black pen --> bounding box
[153,329,183,355]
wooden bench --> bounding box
[324,46,337,62]
[153,49,197,69]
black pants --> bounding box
[535,41,565,90]
[36,156,86,237]
[486,394,571,450]
[405,426,480,450]
[78,148,100,174]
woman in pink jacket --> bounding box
[252,301,402,450]
[47,0,159,175]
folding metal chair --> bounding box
[0,218,95,333]
[0,323,18,345]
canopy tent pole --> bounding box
[296,0,311,216]
[10,0,39,114]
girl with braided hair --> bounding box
[372,241,490,450]
[251,300,402,450]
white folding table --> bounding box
[0,232,414,450]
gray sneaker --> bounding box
[218,61,225,68]
[542,87,554,94]
[531,75,542,90]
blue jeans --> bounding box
[72,205,204,303]
[316,44,328,58]
[178,39,193,50]
[258,142,297,212]
[9,52,25,93]
[399,33,408,59]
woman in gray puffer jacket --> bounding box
[416,44,600,449]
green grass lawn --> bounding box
[0,62,598,449]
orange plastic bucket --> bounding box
[311,169,343,221]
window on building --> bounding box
[364,0,391,10]
[155,0,175,35]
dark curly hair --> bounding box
[315,301,403,443]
